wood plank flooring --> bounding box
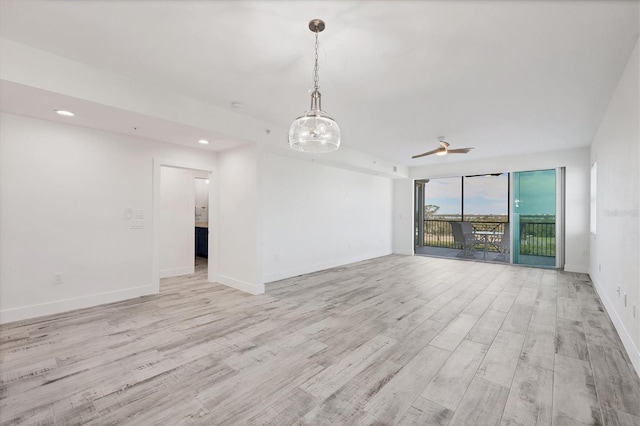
[1,255,639,425]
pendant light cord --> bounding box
[313,29,320,91]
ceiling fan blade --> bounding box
[412,148,441,159]
[447,147,474,154]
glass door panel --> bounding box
[512,169,556,267]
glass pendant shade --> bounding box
[289,90,341,153]
[289,19,340,153]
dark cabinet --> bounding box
[195,227,208,258]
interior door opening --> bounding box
[159,166,212,282]
[194,177,210,274]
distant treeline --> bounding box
[427,214,555,224]
[424,214,556,239]
[427,214,509,223]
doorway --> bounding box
[194,177,210,273]
[153,161,215,293]
[512,169,558,267]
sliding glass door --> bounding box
[415,169,563,268]
[512,169,557,267]
[415,174,508,258]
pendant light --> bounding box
[288,19,341,153]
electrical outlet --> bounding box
[53,274,63,285]
[617,286,621,297]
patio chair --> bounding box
[450,221,477,258]
[460,221,476,235]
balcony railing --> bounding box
[519,221,555,257]
[422,220,555,257]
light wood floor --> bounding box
[1,255,639,425]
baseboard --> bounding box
[263,250,392,283]
[393,247,414,256]
[590,274,640,377]
[215,274,264,295]
[0,285,155,325]
[564,263,589,273]
[159,266,194,278]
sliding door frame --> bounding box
[509,167,565,268]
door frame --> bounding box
[152,158,218,293]
[510,167,564,268]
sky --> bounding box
[424,174,509,216]
[423,171,555,216]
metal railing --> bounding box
[422,220,555,257]
[422,220,507,251]
[519,222,555,257]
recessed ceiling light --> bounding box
[198,139,209,145]
[54,109,74,117]
[231,102,243,109]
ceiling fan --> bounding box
[412,137,474,159]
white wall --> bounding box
[261,152,394,283]
[159,166,196,278]
[394,147,591,272]
[590,39,639,375]
[216,144,263,294]
[0,112,395,321]
[0,112,218,323]
[393,179,416,256]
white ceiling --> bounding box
[1,0,638,165]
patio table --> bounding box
[474,230,503,260]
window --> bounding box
[423,177,462,221]
[419,174,509,248]
[422,174,509,223]
[463,174,509,223]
